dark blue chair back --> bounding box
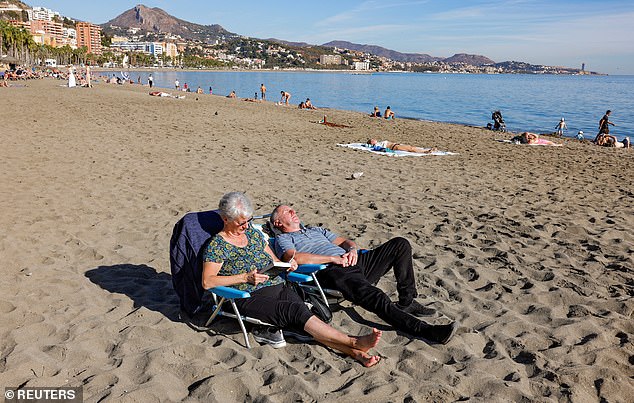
[169,210,224,316]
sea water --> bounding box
[135,70,634,139]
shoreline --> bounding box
[1,78,632,401]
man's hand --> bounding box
[342,249,358,266]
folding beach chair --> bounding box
[169,210,314,348]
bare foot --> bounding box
[352,328,382,352]
[353,350,381,367]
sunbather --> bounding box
[511,132,562,146]
[270,205,458,345]
[202,192,381,366]
[367,139,437,153]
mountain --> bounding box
[323,40,440,63]
[443,53,495,65]
[102,4,235,43]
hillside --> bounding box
[443,53,495,65]
[322,40,441,63]
[0,0,30,21]
[102,4,235,43]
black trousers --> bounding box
[316,237,430,336]
[234,283,313,329]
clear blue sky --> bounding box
[33,0,634,74]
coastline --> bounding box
[1,78,632,401]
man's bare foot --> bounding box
[352,328,382,352]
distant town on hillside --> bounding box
[0,2,602,75]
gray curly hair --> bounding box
[218,192,253,221]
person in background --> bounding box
[261,83,266,100]
[555,118,567,136]
[384,106,395,120]
[370,106,381,117]
[148,74,153,88]
[280,91,291,105]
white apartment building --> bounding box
[29,6,60,21]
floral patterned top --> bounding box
[203,225,283,292]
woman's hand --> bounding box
[288,259,298,272]
[245,270,270,285]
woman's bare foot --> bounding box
[352,328,382,352]
[352,350,381,367]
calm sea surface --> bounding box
[134,70,634,139]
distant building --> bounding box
[353,60,370,70]
[30,20,63,46]
[163,42,179,58]
[28,6,60,21]
[319,54,342,65]
[76,22,102,55]
[62,27,77,47]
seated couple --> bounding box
[369,106,395,119]
[510,132,562,146]
[367,138,437,153]
[203,192,381,367]
[203,193,458,366]
[298,98,316,109]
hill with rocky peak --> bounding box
[102,4,235,43]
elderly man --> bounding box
[271,205,458,344]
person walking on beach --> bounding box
[174,79,180,91]
[594,110,616,143]
[148,74,153,88]
[261,83,266,100]
[86,65,92,88]
[599,110,615,134]
[280,91,291,105]
[555,118,567,136]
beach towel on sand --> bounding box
[338,143,457,157]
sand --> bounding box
[0,78,632,402]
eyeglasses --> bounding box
[236,217,254,227]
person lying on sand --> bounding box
[511,132,562,146]
[203,193,381,367]
[595,133,630,148]
[270,205,458,345]
[367,139,437,153]
[317,115,351,128]
[149,91,184,99]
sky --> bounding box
[32,0,634,74]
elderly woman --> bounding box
[367,138,437,153]
[202,192,381,367]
